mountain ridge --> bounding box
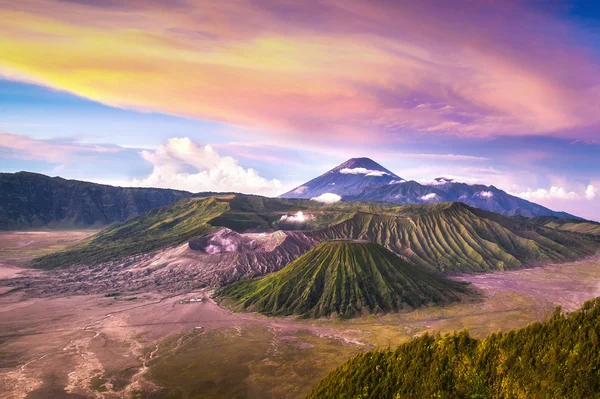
[281,157,579,219]
[281,157,403,199]
[0,171,193,230]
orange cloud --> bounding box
[2,0,600,144]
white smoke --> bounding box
[280,211,314,223]
[419,193,437,201]
[477,191,494,198]
[311,193,342,203]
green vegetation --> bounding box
[216,241,474,318]
[89,376,108,392]
[90,367,140,393]
[104,292,120,297]
[30,195,599,273]
[530,216,600,236]
[32,197,229,268]
[308,297,600,399]
[307,202,599,273]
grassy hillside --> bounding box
[308,297,600,399]
[0,171,191,229]
[307,202,599,273]
[31,196,599,273]
[529,216,600,236]
[215,241,474,318]
[32,197,229,269]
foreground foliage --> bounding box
[308,297,600,399]
[215,241,474,318]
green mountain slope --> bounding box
[307,297,600,399]
[306,203,599,273]
[32,197,229,269]
[215,241,474,318]
[0,171,191,229]
[529,216,600,236]
[31,196,599,275]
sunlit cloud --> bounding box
[1,0,600,147]
[585,185,598,200]
[132,137,282,195]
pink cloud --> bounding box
[1,0,600,146]
[0,131,123,163]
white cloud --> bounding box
[419,193,437,201]
[311,193,342,203]
[419,175,482,186]
[132,137,281,195]
[421,178,454,186]
[389,179,406,184]
[510,183,600,221]
[340,167,388,176]
[279,211,313,223]
[477,191,494,198]
[366,171,388,177]
[586,185,598,200]
[515,186,580,200]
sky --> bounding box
[0,0,599,220]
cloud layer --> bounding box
[2,1,600,146]
[515,185,597,201]
[132,137,281,195]
[340,167,388,177]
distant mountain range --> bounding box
[281,157,577,219]
[281,157,403,198]
[0,172,192,229]
[0,158,580,231]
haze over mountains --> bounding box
[281,158,577,219]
